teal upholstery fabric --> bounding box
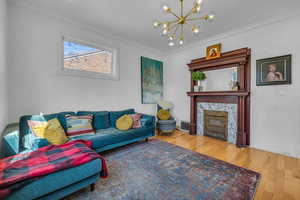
[19,112,75,151]
[23,133,50,152]
[2,130,19,158]
[36,175,99,200]
[94,135,152,153]
[29,137,49,150]
[77,111,110,130]
[70,126,153,150]
[6,159,101,200]
[141,114,156,127]
[109,109,135,127]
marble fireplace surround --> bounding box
[197,103,238,144]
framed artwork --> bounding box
[206,43,222,60]
[141,57,163,104]
[256,55,291,86]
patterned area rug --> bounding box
[67,139,260,200]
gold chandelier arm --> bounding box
[172,24,180,35]
[165,19,180,25]
[169,10,181,19]
[186,15,208,22]
[170,22,180,31]
[180,24,184,39]
[180,0,184,17]
[174,24,179,34]
[184,7,196,19]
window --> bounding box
[61,37,119,80]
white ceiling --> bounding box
[13,0,300,51]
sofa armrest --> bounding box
[2,129,20,158]
[140,114,156,128]
[29,137,50,150]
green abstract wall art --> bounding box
[141,57,163,104]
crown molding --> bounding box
[166,11,300,56]
[8,0,166,58]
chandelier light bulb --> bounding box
[153,21,160,28]
[192,5,201,13]
[168,41,175,46]
[162,29,169,36]
[195,0,203,5]
[192,26,200,34]
[208,14,215,20]
[163,23,169,29]
[162,5,171,13]
[196,5,201,12]
[179,39,184,45]
[168,35,175,41]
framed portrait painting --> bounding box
[141,57,163,104]
[206,43,222,60]
[256,55,291,86]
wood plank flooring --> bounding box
[155,130,300,200]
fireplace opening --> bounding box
[204,110,228,141]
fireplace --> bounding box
[204,110,228,141]
[197,103,237,144]
[187,48,251,147]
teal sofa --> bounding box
[2,109,156,200]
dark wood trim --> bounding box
[188,48,250,71]
[187,91,249,97]
[196,96,239,104]
[187,48,251,147]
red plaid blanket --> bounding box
[0,140,108,199]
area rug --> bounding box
[67,139,260,200]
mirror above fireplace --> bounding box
[204,66,239,91]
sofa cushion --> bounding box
[28,118,68,145]
[77,111,110,130]
[70,127,153,149]
[19,112,75,151]
[141,114,155,127]
[116,115,133,131]
[157,109,171,120]
[130,113,142,129]
[6,159,101,200]
[109,109,135,127]
[65,115,95,137]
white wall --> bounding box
[0,0,8,140]
[7,4,164,123]
[165,16,300,158]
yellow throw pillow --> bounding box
[157,109,171,120]
[116,115,133,131]
[28,118,68,145]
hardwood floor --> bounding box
[154,130,300,200]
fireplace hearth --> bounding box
[204,110,228,141]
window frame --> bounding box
[60,35,119,80]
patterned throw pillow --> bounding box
[130,114,142,129]
[65,115,95,137]
[28,118,68,145]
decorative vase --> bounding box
[197,80,203,91]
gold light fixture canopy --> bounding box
[153,0,215,46]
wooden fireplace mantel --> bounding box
[187,91,250,97]
[187,48,251,147]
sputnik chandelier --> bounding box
[153,0,215,46]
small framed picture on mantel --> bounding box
[256,55,292,86]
